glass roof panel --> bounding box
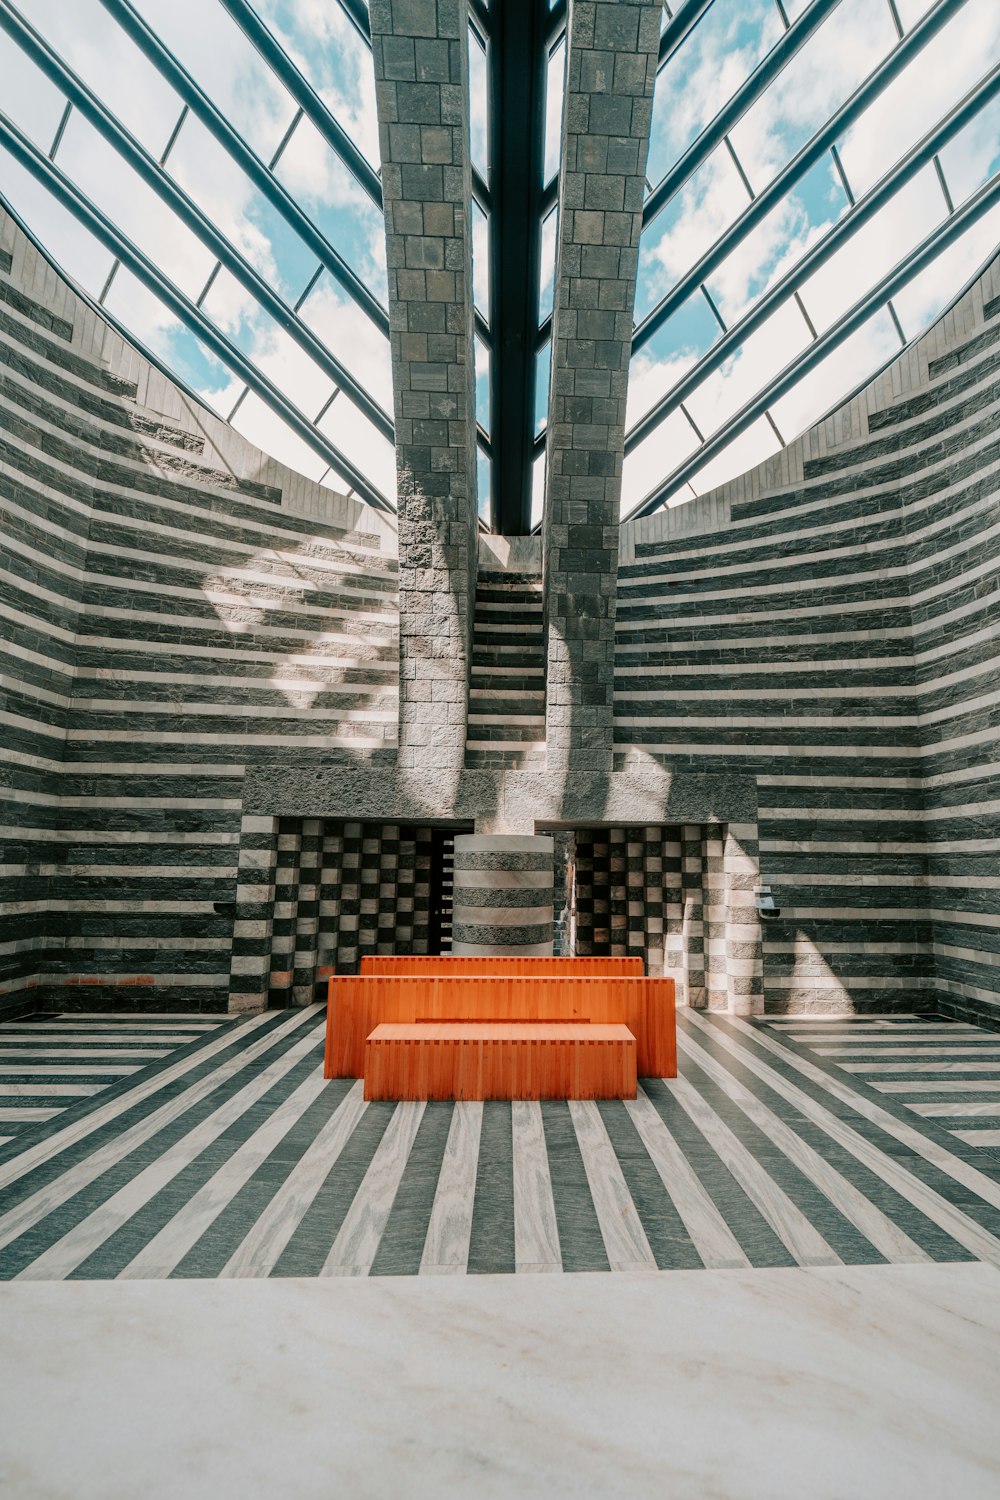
[21,0,186,156]
[320,399,398,504]
[271,116,387,298]
[251,0,381,169]
[684,297,811,438]
[645,0,781,188]
[0,152,115,294]
[296,274,393,408]
[768,305,899,439]
[55,113,217,300]
[795,170,944,333]
[2,0,998,526]
[129,0,301,163]
[0,28,68,151]
[229,389,331,482]
[729,0,896,186]
[836,0,1000,198]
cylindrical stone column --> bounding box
[451,835,554,957]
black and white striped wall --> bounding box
[0,208,399,1018]
[617,257,1000,1022]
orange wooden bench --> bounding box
[364,1023,637,1101]
[361,956,645,976]
[324,973,676,1080]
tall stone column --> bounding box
[543,0,661,774]
[452,835,555,957]
[370,0,479,774]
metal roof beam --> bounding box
[0,110,392,512]
[626,161,1000,519]
[633,0,971,357]
[626,59,1000,455]
[488,0,549,534]
[0,0,394,443]
[97,0,390,336]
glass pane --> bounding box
[684,299,811,440]
[686,414,781,497]
[297,272,393,409]
[468,28,489,178]
[230,390,328,481]
[0,152,114,295]
[475,335,491,435]
[646,0,780,187]
[892,201,1000,338]
[534,340,550,435]
[252,0,382,169]
[939,94,1000,204]
[729,0,895,192]
[638,146,749,314]
[769,307,899,440]
[272,117,387,298]
[472,199,490,319]
[0,30,67,151]
[627,294,721,425]
[620,407,700,514]
[530,449,546,529]
[130,0,300,163]
[55,114,216,301]
[701,155,849,326]
[321,397,397,504]
[538,207,558,324]
[477,452,491,521]
[795,170,943,334]
[543,37,566,185]
[21,0,184,156]
[836,0,1000,199]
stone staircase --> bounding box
[465,570,546,768]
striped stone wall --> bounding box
[617,256,1000,1021]
[451,834,555,957]
[0,208,399,1017]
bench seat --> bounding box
[363,1022,637,1101]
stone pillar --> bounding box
[228,813,278,1015]
[451,834,554,957]
[370,0,479,774]
[725,821,765,1015]
[543,0,661,774]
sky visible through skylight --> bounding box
[0,0,998,523]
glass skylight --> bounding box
[0,0,997,526]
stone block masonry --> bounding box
[370,0,480,775]
[543,0,662,775]
[616,255,1000,1021]
[0,208,399,1017]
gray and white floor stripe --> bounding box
[0,1013,232,1151]
[1,1008,999,1280]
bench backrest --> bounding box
[361,956,644,975]
[324,973,676,1079]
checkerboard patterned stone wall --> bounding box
[260,820,438,1003]
[543,0,661,774]
[370,0,479,775]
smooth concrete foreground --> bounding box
[1,1263,998,1500]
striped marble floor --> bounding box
[0,1013,234,1152]
[1,1006,999,1280]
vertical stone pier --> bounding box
[451,835,555,957]
[370,0,479,775]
